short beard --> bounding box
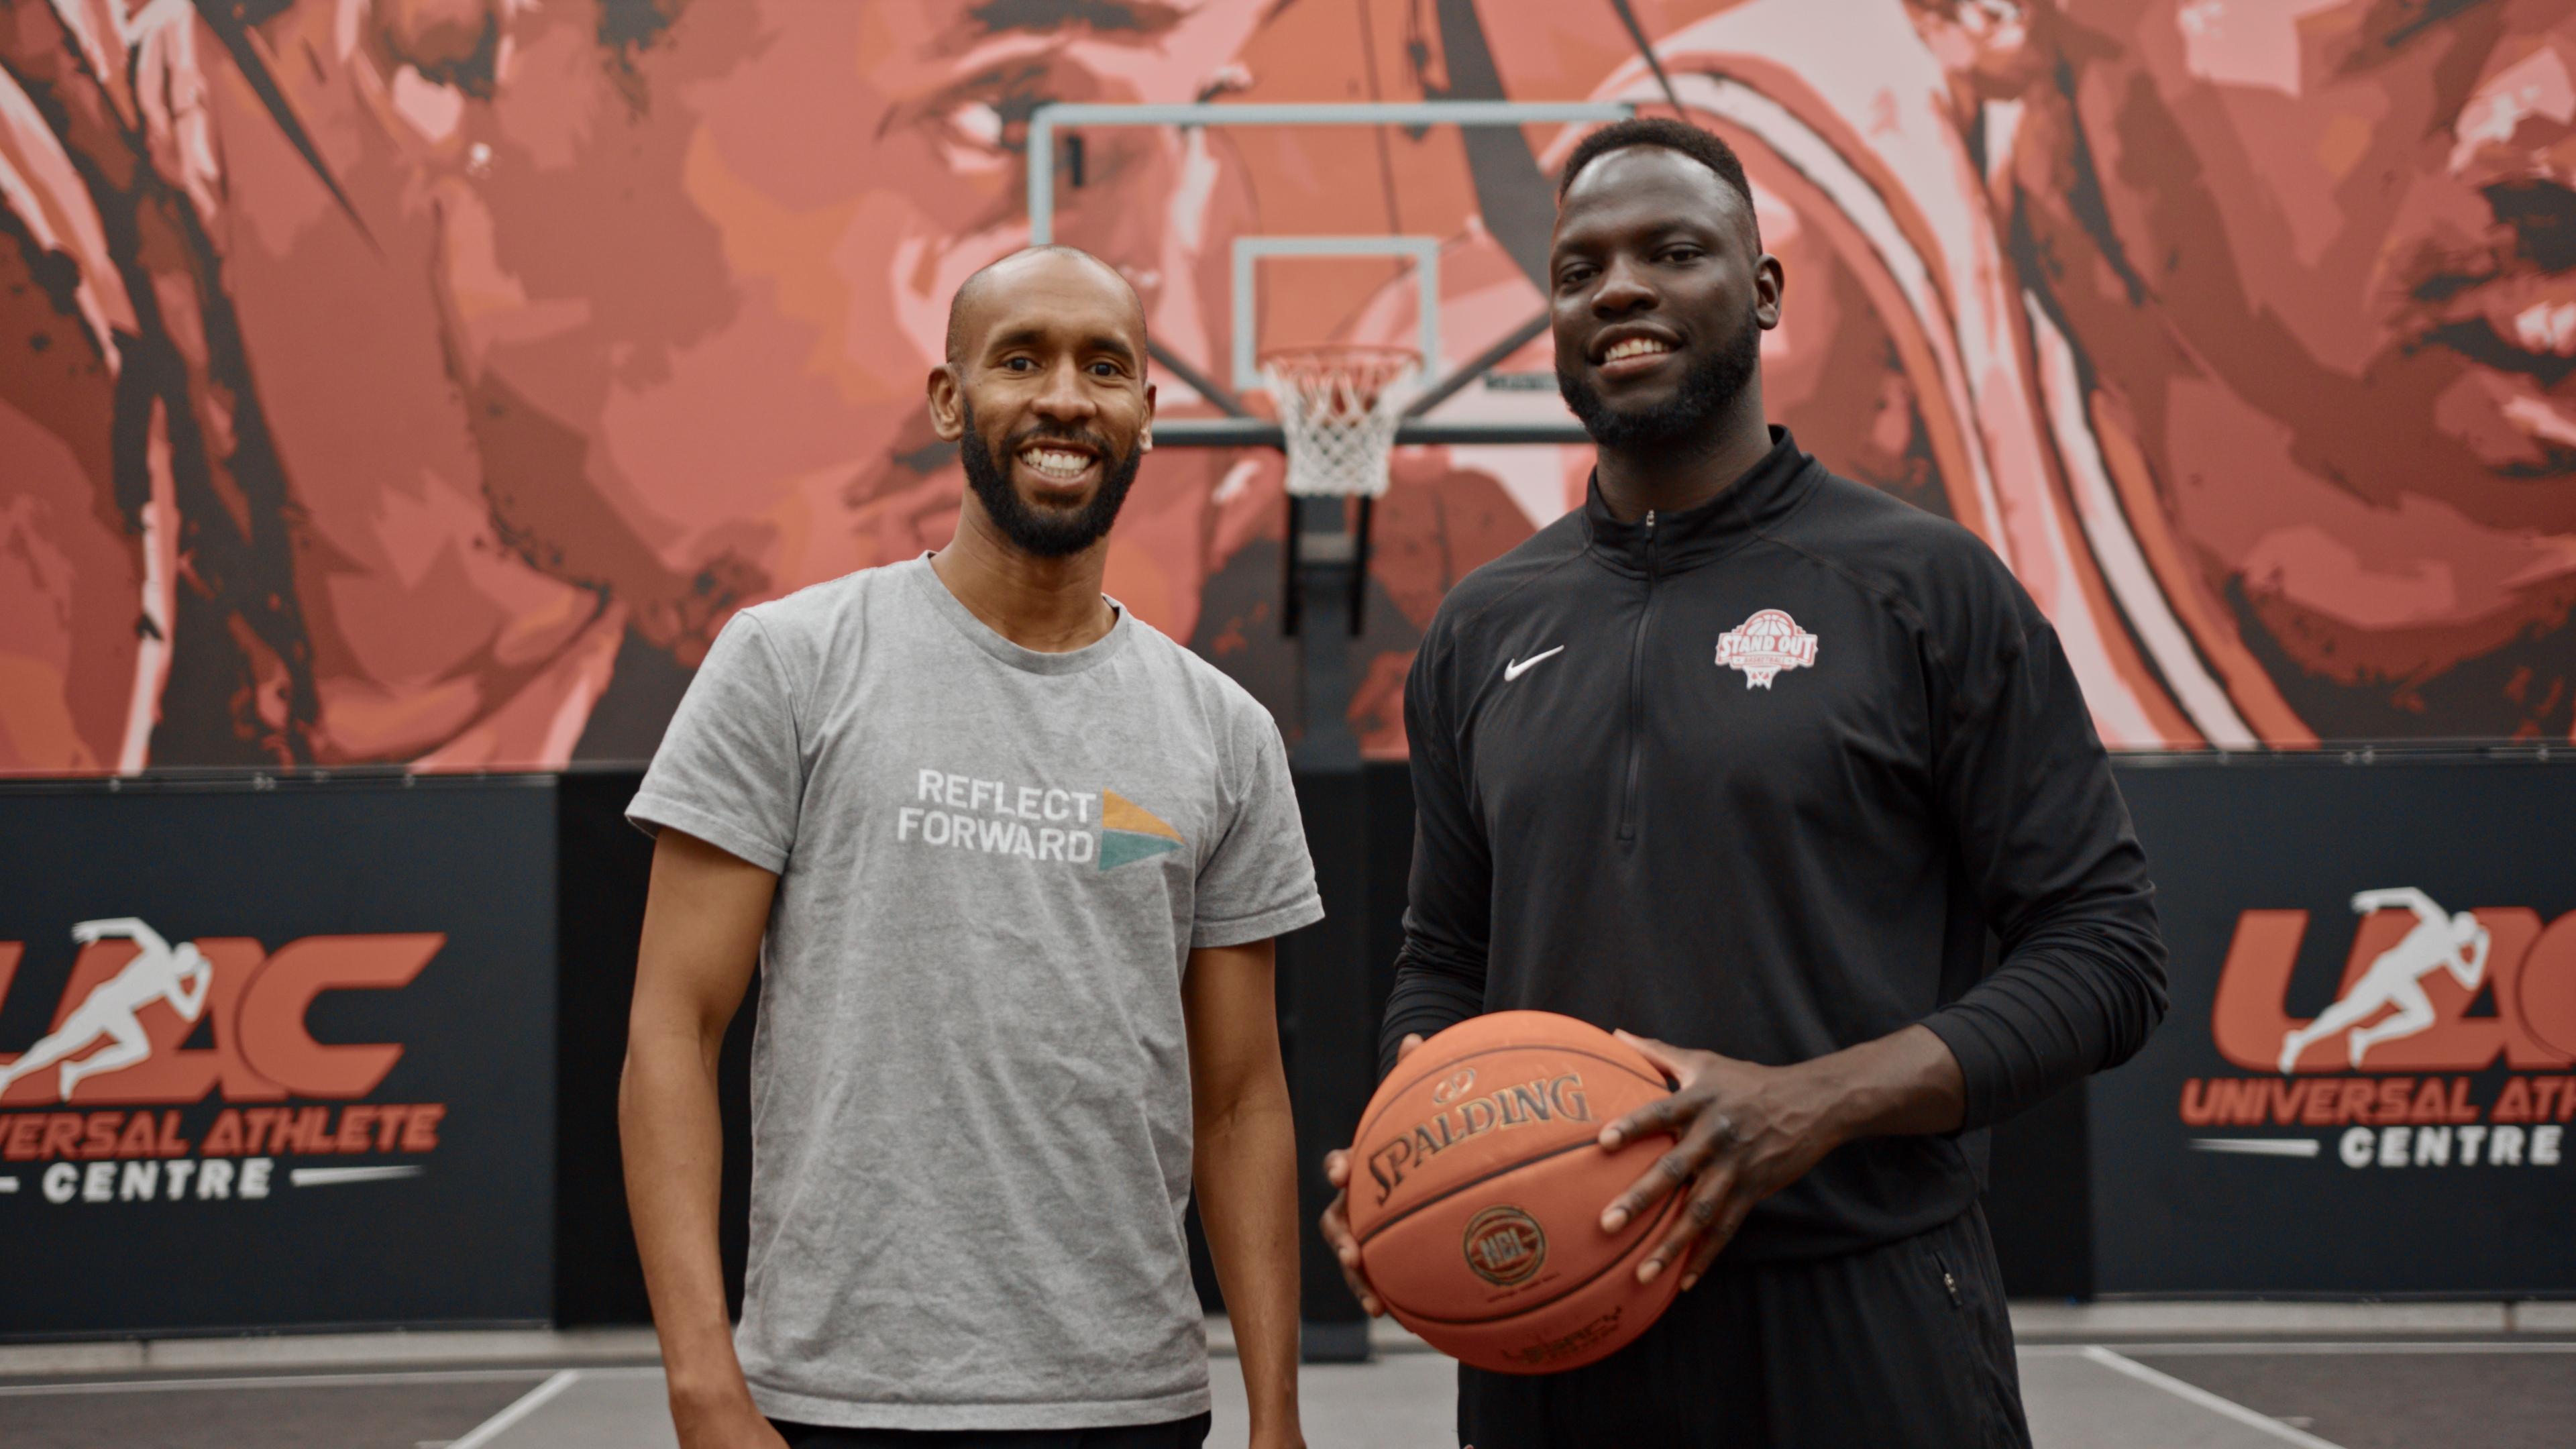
[957,398,1143,559]
[1558,313,1762,451]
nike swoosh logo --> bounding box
[1503,645,1565,682]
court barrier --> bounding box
[5,754,2569,1345]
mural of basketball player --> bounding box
[2,0,1288,770]
[13,0,2576,767]
[1907,0,2576,746]
[1900,0,2576,746]
[2,2,311,772]
[0,918,211,1101]
[1340,0,2576,748]
[2277,889,2491,1073]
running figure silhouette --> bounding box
[2277,890,2489,1075]
[0,919,212,1101]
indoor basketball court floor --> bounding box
[4,1306,2571,1448]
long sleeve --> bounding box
[1379,627,1490,1077]
[1917,608,2169,1130]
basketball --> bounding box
[1344,1011,1688,1375]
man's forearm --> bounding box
[621,1029,755,1414]
[1193,1081,1302,1439]
[1811,1023,1967,1142]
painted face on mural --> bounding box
[17,0,2574,769]
[188,0,1267,763]
[2024,0,2576,737]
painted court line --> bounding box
[2019,1340,2576,1357]
[448,1368,583,1449]
[0,1368,551,1397]
[2080,1346,2347,1448]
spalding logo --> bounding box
[1463,1205,1547,1287]
[1367,1072,1594,1205]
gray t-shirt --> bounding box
[628,557,1322,1430]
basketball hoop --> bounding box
[1260,345,1419,499]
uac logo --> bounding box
[2209,888,2576,1074]
[0,918,442,1105]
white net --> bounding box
[1261,346,1419,498]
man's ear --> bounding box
[1139,379,1156,453]
[927,364,966,443]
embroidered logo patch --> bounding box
[1716,610,1819,689]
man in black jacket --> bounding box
[1317,117,2167,1447]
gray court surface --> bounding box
[3,1313,2571,1448]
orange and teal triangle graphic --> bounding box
[1099,790,1184,871]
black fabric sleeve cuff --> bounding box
[1379,967,1483,1079]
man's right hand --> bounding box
[1317,1032,1424,1318]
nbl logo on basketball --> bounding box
[1462,1205,1548,1287]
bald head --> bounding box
[945,246,1146,364]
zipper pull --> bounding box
[1645,508,1656,532]
[1941,1268,1962,1307]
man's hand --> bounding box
[668,1387,790,1449]
[1316,1033,1424,1316]
[1596,1025,1965,1292]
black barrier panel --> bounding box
[0,777,556,1337]
[2098,760,2576,1296]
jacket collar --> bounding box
[1580,425,1821,578]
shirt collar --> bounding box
[1580,425,1822,578]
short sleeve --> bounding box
[1189,702,1324,949]
[627,612,803,874]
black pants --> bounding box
[1458,1205,2030,1449]
[767,1412,1211,1449]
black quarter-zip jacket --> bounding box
[1383,427,2167,1262]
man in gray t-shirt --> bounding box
[622,248,1320,1449]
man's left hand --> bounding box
[1595,1030,1852,1292]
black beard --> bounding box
[1557,314,1762,450]
[957,399,1144,559]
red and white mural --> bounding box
[8,0,2575,771]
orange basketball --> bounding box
[1345,1011,1686,1375]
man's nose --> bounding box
[1591,256,1658,314]
[1030,358,1099,421]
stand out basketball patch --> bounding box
[1717,609,1819,688]
[1099,792,1185,871]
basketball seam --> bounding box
[1389,1191,1682,1329]
[1354,1134,1647,1250]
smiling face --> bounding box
[1548,146,1784,453]
[934,250,1157,560]
[2027,0,2576,736]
